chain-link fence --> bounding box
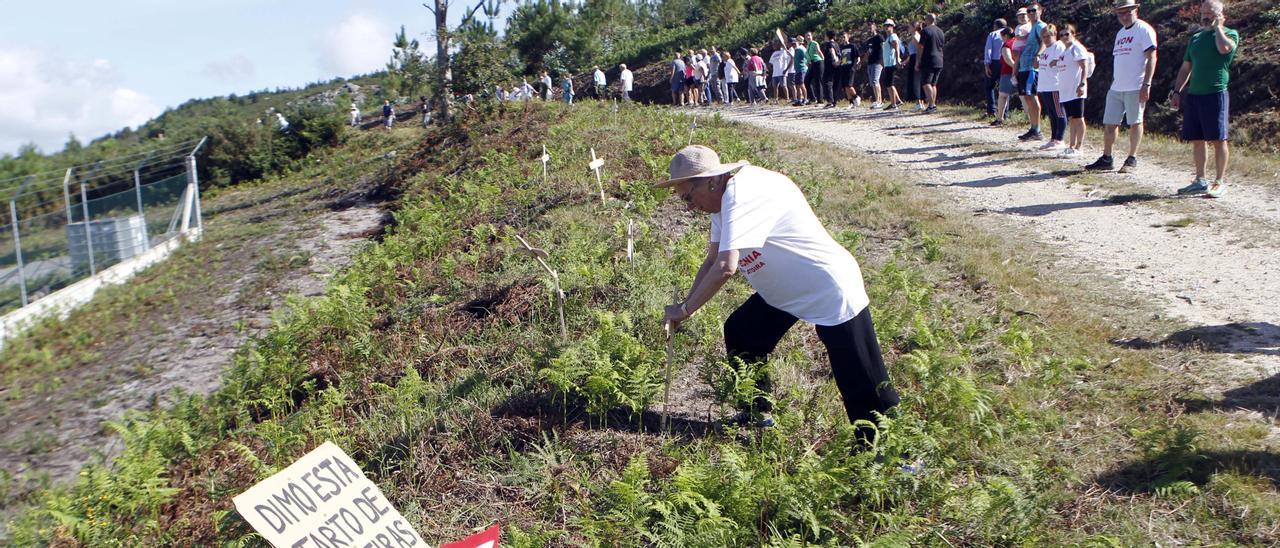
[0,139,205,316]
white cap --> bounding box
[883,18,895,26]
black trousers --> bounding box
[805,62,825,102]
[724,294,900,432]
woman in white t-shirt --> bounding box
[657,145,900,440]
[1052,24,1091,157]
[720,51,740,104]
[1034,24,1066,151]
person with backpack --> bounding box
[1053,24,1092,157]
[1086,0,1159,173]
[1171,0,1238,198]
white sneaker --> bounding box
[1038,141,1060,151]
[854,97,862,108]
[870,102,883,109]
[1058,147,1080,157]
[914,104,926,112]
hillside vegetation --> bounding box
[5,102,1277,545]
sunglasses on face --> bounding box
[1027,8,1038,12]
[1057,32,1070,37]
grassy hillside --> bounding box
[5,102,1277,545]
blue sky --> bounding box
[0,0,516,156]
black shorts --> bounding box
[921,67,942,85]
[684,76,695,86]
[1061,98,1085,119]
[837,66,854,88]
[881,65,897,86]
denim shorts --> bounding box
[867,64,883,85]
[999,74,1015,95]
[1181,91,1229,141]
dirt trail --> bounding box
[718,104,1280,393]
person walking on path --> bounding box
[349,103,361,127]
[770,40,793,104]
[541,71,553,101]
[592,66,607,100]
[1086,0,1158,173]
[1035,24,1067,152]
[382,100,394,129]
[671,53,687,106]
[1172,0,1238,198]
[863,22,885,109]
[619,64,634,102]
[1013,3,1048,141]
[658,145,900,438]
[918,13,945,113]
[984,18,1008,117]
[838,30,862,108]
[1054,24,1093,158]
[992,27,1018,126]
[880,21,903,110]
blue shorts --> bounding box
[786,73,801,85]
[1017,70,1038,96]
[1181,91,1229,141]
[771,75,785,88]
[670,78,684,92]
[999,74,1015,95]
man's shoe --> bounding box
[1018,129,1043,141]
[990,118,1004,127]
[1205,180,1226,198]
[854,97,862,107]
[870,102,884,109]
[1118,156,1139,174]
[1085,155,1114,171]
[925,105,938,113]
[1177,178,1210,195]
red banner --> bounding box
[440,523,500,548]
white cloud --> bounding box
[200,54,256,84]
[318,14,392,78]
[0,47,161,155]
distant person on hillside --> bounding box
[619,64,633,102]
[1086,0,1158,173]
[1013,2,1047,141]
[541,71,553,101]
[918,13,945,113]
[382,100,394,128]
[821,30,840,108]
[880,20,903,111]
[592,66,607,100]
[690,54,706,106]
[1172,0,1238,197]
[419,96,431,126]
[1035,24,1066,152]
[984,18,1008,117]
[657,144,901,437]
[1053,24,1093,158]
[671,53,687,106]
[770,39,792,104]
[520,80,536,100]
[839,30,862,108]
[562,73,575,104]
[790,37,809,105]
[992,27,1017,126]
[276,112,289,131]
[863,22,885,108]
[720,51,740,104]
[349,103,361,127]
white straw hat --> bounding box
[655,145,749,188]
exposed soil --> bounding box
[718,103,1280,399]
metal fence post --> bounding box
[9,200,28,307]
[79,183,96,276]
[185,155,203,232]
[133,168,144,218]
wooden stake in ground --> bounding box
[588,148,606,204]
[514,233,567,340]
[540,145,550,185]
[660,287,679,433]
[687,113,699,146]
[625,219,635,262]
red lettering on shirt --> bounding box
[737,250,762,267]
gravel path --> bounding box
[718,104,1280,392]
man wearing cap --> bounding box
[659,145,900,438]
[1086,0,1158,173]
[1012,2,1047,141]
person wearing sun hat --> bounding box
[1086,0,1159,174]
[657,145,900,439]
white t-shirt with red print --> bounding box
[710,165,869,326]
[1111,20,1158,92]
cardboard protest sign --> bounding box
[440,523,500,548]
[233,441,427,548]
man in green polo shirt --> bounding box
[1172,0,1239,198]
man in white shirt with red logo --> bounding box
[658,145,900,443]
[1086,0,1158,174]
